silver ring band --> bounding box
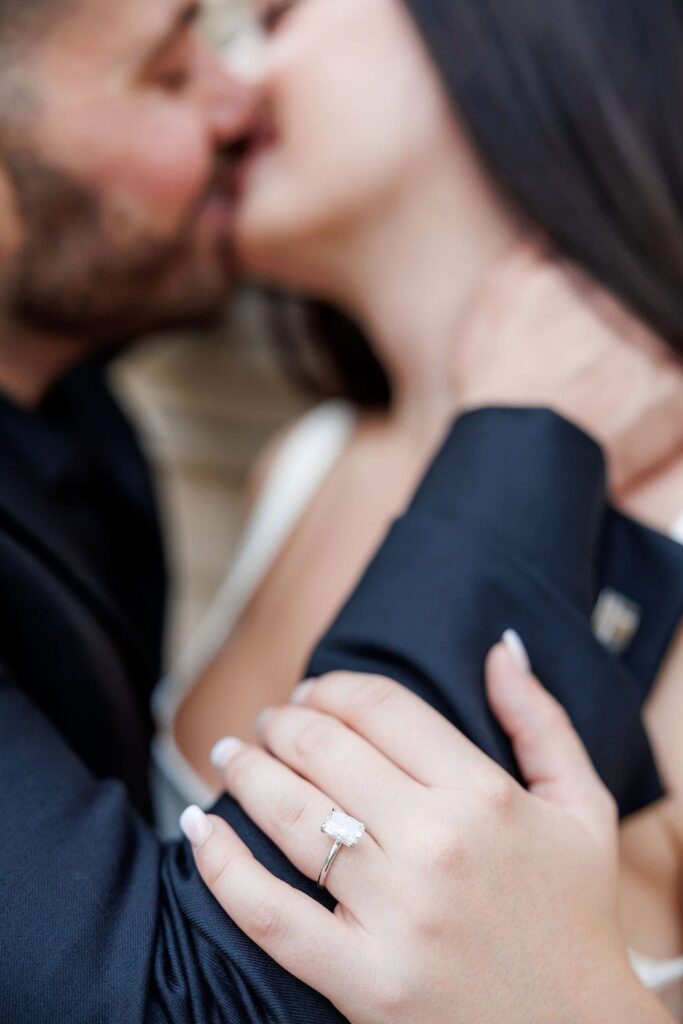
[317,839,343,889]
[317,808,366,890]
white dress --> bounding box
[151,400,683,1002]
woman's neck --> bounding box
[320,159,520,438]
[313,159,683,493]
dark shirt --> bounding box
[0,355,166,820]
[0,355,167,699]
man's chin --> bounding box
[197,194,239,238]
[14,270,237,347]
[110,238,241,335]
[116,280,237,340]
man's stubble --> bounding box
[1,148,238,345]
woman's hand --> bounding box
[453,244,683,494]
[180,637,673,1023]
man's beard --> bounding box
[2,150,238,344]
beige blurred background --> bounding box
[112,292,310,664]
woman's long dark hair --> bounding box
[278,0,683,408]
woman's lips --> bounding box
[232,117,279,201]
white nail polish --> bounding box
[209,737,243,771]
[291,680,314,705]
[502,629,531,672]
[179,805,213,848]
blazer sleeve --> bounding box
[307,407,664,818]
[0,666,346,1024]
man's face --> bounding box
[0,0,257,341]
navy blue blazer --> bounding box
[1,400,682,1023]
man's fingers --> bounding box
[292,672,489,788]
[179,807,360,999]
[485,636,617,839]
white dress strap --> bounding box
[151,400,356,832]
[166,399,357,694]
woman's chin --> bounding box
[232,158,297,272]
[233,173,348,293]
[232,212,287,282]
[233,203,315,290]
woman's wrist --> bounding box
[511,947,674,1024]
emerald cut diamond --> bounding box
[321,809,365,847]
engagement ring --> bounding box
[317,809,365,889]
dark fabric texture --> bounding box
[0,357,166,819]
[0,398,682,1023]
[309,408,683,816]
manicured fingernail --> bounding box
[180,805,213,848]
[502,629,531,672]
[210,736,243,771]
[291,680,315,705]
[255,707,275,734]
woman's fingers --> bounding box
[254,702,426,838]
[180,806,362,1000]
[485,634,617,842]
[210,738,385,909]
[290,672,488,787]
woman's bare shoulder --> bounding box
[244,400,362,512]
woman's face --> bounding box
[234,0,457,287]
